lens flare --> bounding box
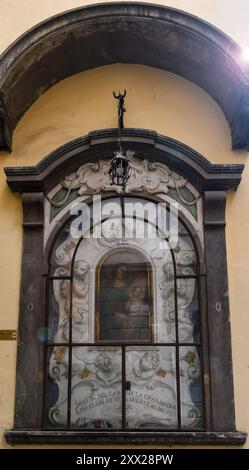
[241,49,249,62]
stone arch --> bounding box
[0,2,249,151]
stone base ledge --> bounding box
[4,430,247,446]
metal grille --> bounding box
[42,197,206,431]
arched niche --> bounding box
[4,129,246,445]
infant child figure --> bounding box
[125,284,150,317]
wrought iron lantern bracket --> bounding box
[109,90,131,189]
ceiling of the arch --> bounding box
[0,2,249,152]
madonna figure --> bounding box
[98,253,152,341]
[99,263,131,340]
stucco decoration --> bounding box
[48,213,202,428]
[53,261,90,343]
[47,155,201,221]
[59,154,187,197]
[49,344,201,428]
[160,249,196,344]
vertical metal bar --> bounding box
[172,250,182,430]
[66,278,73,429]
[198,274,211,430]
[121,193,125,219]
[41,275,50,428]
[41,345,49,428]
[122,345,126,429]
[175,347,181,429]
[147,265,153,342]
[67,236,83,429]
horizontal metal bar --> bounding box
[45,342,201,347]
[47,276,72,280]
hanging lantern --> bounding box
[109,90,132,189]
[109,149,131,189]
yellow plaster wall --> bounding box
[0,0,249,449]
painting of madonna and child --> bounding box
[97,251,152,342]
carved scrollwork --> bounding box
[53,260,90,343]
[180,348,201,427]
[48,202,202,428]
[159,239,196,343]
[48,155,199,208]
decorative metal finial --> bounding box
[113,89,126,130]
[109,90,131,189]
